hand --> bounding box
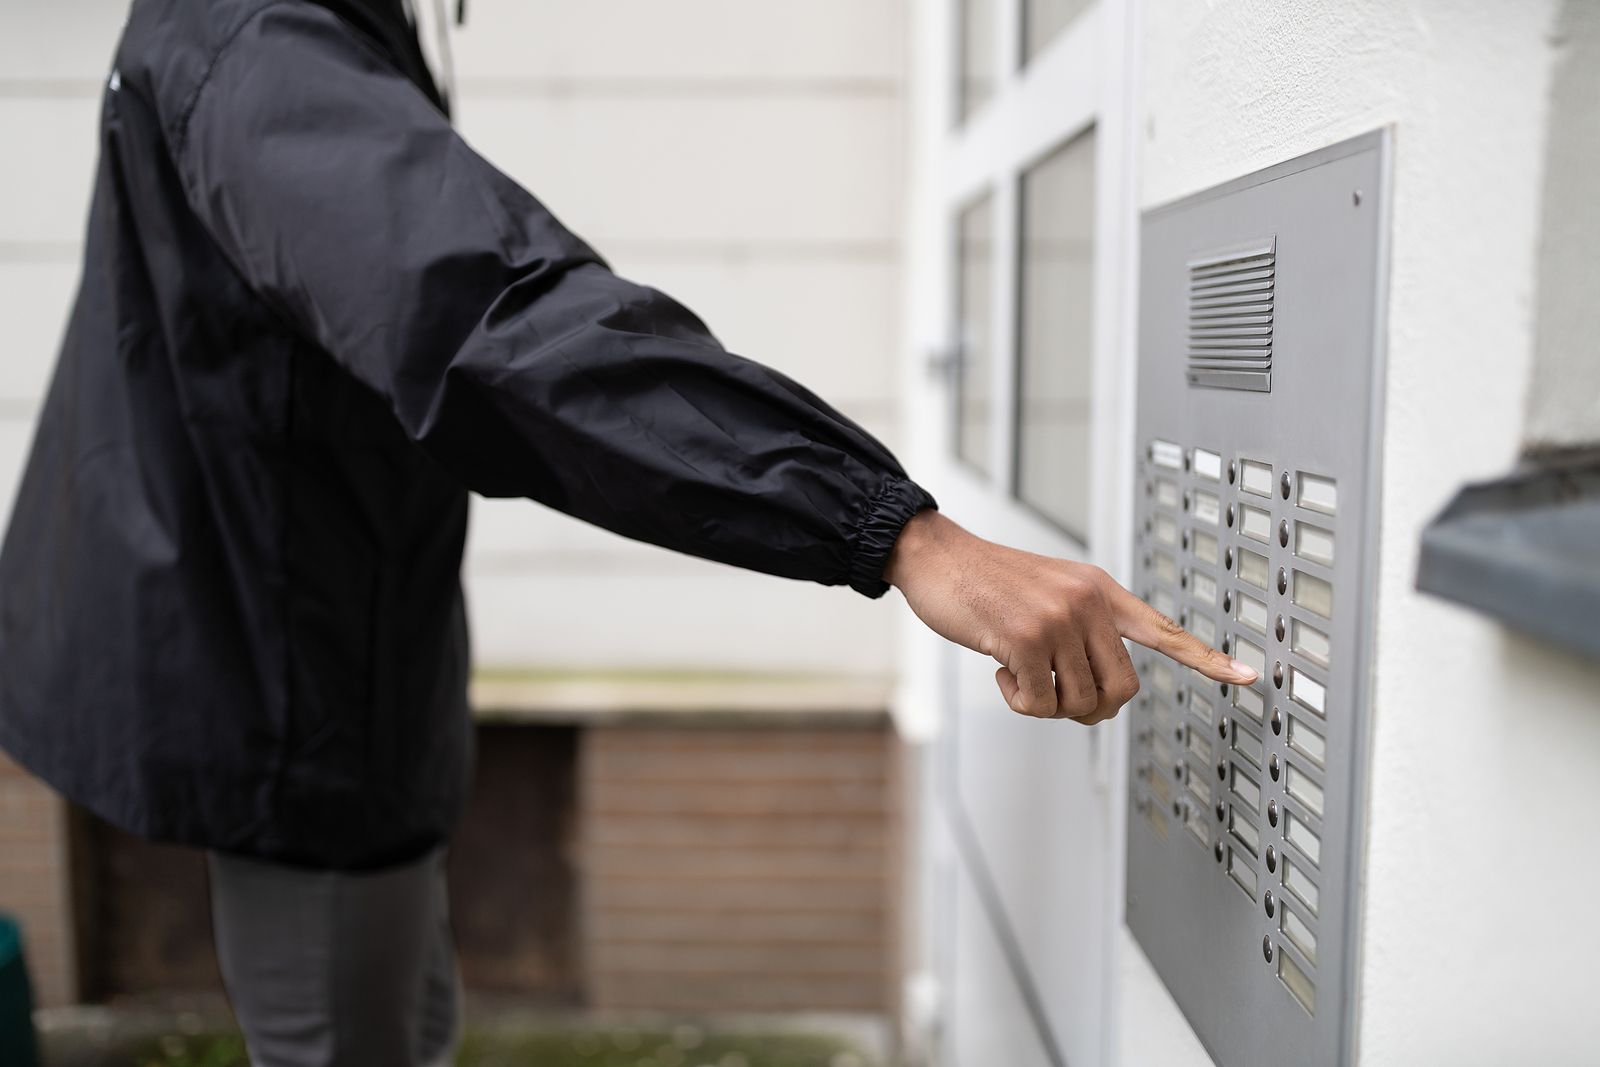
[884,510,1258,724]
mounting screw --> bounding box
[1215,842,1225,863]
[1353,189,1363,206]
[1271,708,1284,736]
[1277,567,1289,595]
[1180,572,1189,590]
[1223,591,1234,613]
[1266,845,1278,874]
[1279,519,1290,548]
[1263,936,1274,963]
[1268,800,1280,828]
[1273,662,1285,689]
[1218,716,1231,738]
[1217,760,1228,782]
[1269,754,1281,782]
[1275,615,1287,642]
[1265,890,1276,918]
[1281,471,1293,499]
[1226,504,1236,528]
[1225,547,1235,571]
[1228,460,1237,484]
[1216,801,1227,821]
[1182,531,1191,551]
[1183,491,1192,511]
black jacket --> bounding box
[0,0,933,869]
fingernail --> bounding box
[1230,659,1259,682]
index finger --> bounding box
[1107,583,1258,685]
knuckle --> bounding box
[1060,573,1096,602]
[1080,564,1112,588]
[1154,612,1186,641]
[1011,618,1051,649]
[1064,692,1098,718]
[1015,698,1053,719]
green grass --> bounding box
[126,1034,248,1067]
[124,1027,873,1067]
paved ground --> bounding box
[34,996,890,1067]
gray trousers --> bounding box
[207,847,461,1067]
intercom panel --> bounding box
[1126,131,1389,1067]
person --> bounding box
[0,0,1257,1063]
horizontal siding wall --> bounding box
[0,0,124,1010]
[453,1,910,675]
[578,726,899,1013]
[0,0,912,677]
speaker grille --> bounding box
[1187,239,1275,392]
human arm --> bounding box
[175,4,1250,703]
[886,510,1259,722]
[173,2,930,596]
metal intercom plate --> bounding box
[1126,131,1389,1067]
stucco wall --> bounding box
[1140,1,1600,1062]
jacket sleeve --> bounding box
[171,3,934,598]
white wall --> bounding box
[1139,1,1600,1062]
[1524,0,1600,450]
[450,1,911,677]
[0,0,120,541]
[0,0,911,681]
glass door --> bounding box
[904,1,1140,1063]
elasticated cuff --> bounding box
[846,476,938,598]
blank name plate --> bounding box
[1126,132,1388,1067]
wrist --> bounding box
[884,508,955,590]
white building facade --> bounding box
[901,1,1600,1065]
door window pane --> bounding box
[955,194,996,475]
[1023,0,1093,64]
[1015,129,1095,539]
[958,0,997,122]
